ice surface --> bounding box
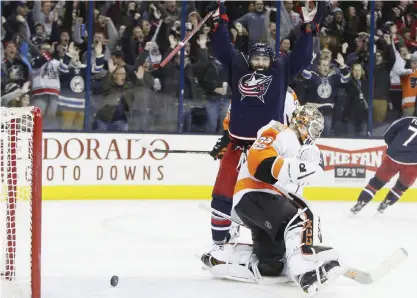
[38,200,416,298]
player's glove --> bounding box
[205,1,219,14]
[206,1,228,31]
[210,130,230,160]
[300,1,328,36]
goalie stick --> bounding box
[152,148,211,155]
[136,140,211,155]
[198,203,408,285]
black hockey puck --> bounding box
[110,275,119,287]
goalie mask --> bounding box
[290,104,324,144]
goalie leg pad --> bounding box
[209,243,259,283]
[285,226,340,277]
[284,206,344,295]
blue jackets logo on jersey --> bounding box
[238,72,273,103]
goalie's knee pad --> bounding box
[209,244,260,283]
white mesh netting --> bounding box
[0,107,37,298]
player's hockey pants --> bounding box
[234,191,298,276]
[376,155,417,187]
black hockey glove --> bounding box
[206,1,228,31]
[205,1,219,14]
[210,130,230,160]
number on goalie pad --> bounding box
[209,244,292,284]
[287,193,324,246]
[283,203,345,295]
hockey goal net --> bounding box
[0,107,42,298]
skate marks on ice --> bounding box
[39,200,416,297]
[41,276,303,298]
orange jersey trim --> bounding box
[222,102,231,131]
[222,111,230,131]
[400,71,417,99]
[402,102,415,108]
[234,177,284,195]
[272,156,285,179]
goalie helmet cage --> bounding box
[0,107,42,298]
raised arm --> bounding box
[207,2,239,68]
[284,25,313,81]
[283,1,329,80]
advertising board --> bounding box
[37,134,416,201]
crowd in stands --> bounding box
[1,0,417,137]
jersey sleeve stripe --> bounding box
[254,157,278,184]
[247,147,278,177]
[272,156,285,179]
[223,104,231,131]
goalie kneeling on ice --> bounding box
[206,192,345,295]
[208,242,344,294]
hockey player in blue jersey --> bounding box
[351,116,417,214]
[207,1,320,139]
[205,0,328,252]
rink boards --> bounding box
[36,133,417,201]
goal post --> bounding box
[0,106,42,298]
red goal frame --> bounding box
[4,107,42,298]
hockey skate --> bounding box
[376,200,390,214]
[350,200,368,215]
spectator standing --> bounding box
[31,42,61,129]
[234,0,267,51]
[399,52,417,116]
[57,42,104,130]
[343,63,369,137]
[200,55,229,133]
[372,34,395,123]
[302,54,350,136]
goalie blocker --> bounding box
[203,192,344,296]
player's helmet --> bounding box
[249,43,275,62]
[290,104,324,144]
